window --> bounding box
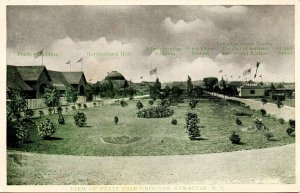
[250,90,255,94]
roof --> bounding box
[240,80,264,89]
[16,65,50,81]
[105,71,125,80]
[7,65,33,91]
[48,70,71,91]
[62,72,86,85]
[161,81,187,89]
[228,81,245,87]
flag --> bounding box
[243,68,251,76]
[65,60,71,64]
[150,68,157,75]
[219,70,222,73]
[76,57,83,63]
[34,50,43,59]
[254,62,260,78]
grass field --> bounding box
[8,98,295,156]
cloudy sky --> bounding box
[7,5,294,82]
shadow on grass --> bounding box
[44,137,63,140]
[268,138,279,142]
[84,125,93,128]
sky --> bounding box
[7,5,295,83]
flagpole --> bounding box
[41,49,44,66]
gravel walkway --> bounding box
[8,144,295,185]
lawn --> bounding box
[8,98,295,156]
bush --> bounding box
[37,118,56,139]
[158,99,171,107]
[171,119,177,125]
[57,106,65,124]
[77,103,82,109]
[236,118,242,125]
[264,132,274,141]
[114,116,119,125]
[120,100,128,107]
[279,118,285,124]
[72,106,76,111]
[229,131,241,144]
[129,96,133,100]
[185,112,201,140]
[83,104,88,109]
[260,109,267,116]
[148,100,154,105]
[7,120,30,147]
[93,102,97,107]
[286,119,295,136]
[48,107,53,115]
[57,106,63,113]
[25,109,34,117]
[73,112,87,127]
[137,106,174,118]
[188,98,198,109]
[235,112,253,117]
[39,110,44,118]
[136,101,144,109]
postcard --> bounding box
[0,0,299,192]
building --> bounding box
[62,72,87,96]
[16,65,52,98]
[238,80,265,98]
[47,70,72,95]
[7,65,34,98]
[102,71,129,91]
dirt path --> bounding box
[209,93,295,121]
[8,144,295,185]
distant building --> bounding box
[7,65,34,98]
[102,71,129,91]
[238,80,265,98]
[16,65,52,98]
[62,72,87,96]
[48,70,72,95]
[269,84,294,101]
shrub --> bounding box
[25,109,34,118]
[260,109,267,116]
[236,118,242,125]
[229,131,241,144]
[148,100,154,105]
[279,118,285,124]
[137,106,174,118]
[114,116,119,125]
[57,106,63,113]
[129,96,133,100]
[185,112,201,140]
[93,102,97,107]
[171,119,177,125]
[83,104,88,109]
[261,98,268,105]
[37,118,56,139]
[247,117,271,132]
[264,132,274,141]
[48,107,53,115]
[39,110,44,118]
[72,106,76,111]
[120,100,128,107]
[77,103,82,109]
[158,99,171,107]
[276,100,284,109]
[73,112,87,127]
[136,101,144,109]
[235,112,253,117]
[286,119,295,136]
[7,120,30,147]
[188,98,198,109]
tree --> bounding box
[65,86,78,105]
[187,76,193,99]
[150,78,161,99]
[276,99,284,109]
[43,84,60,113]
[203,77,218,92]
[185,112,201,140]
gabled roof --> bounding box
[16,65,51,81]
[62,72,86,85]
[240,80,264,89]
[48,70,71,91]
[7,65,33,91]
